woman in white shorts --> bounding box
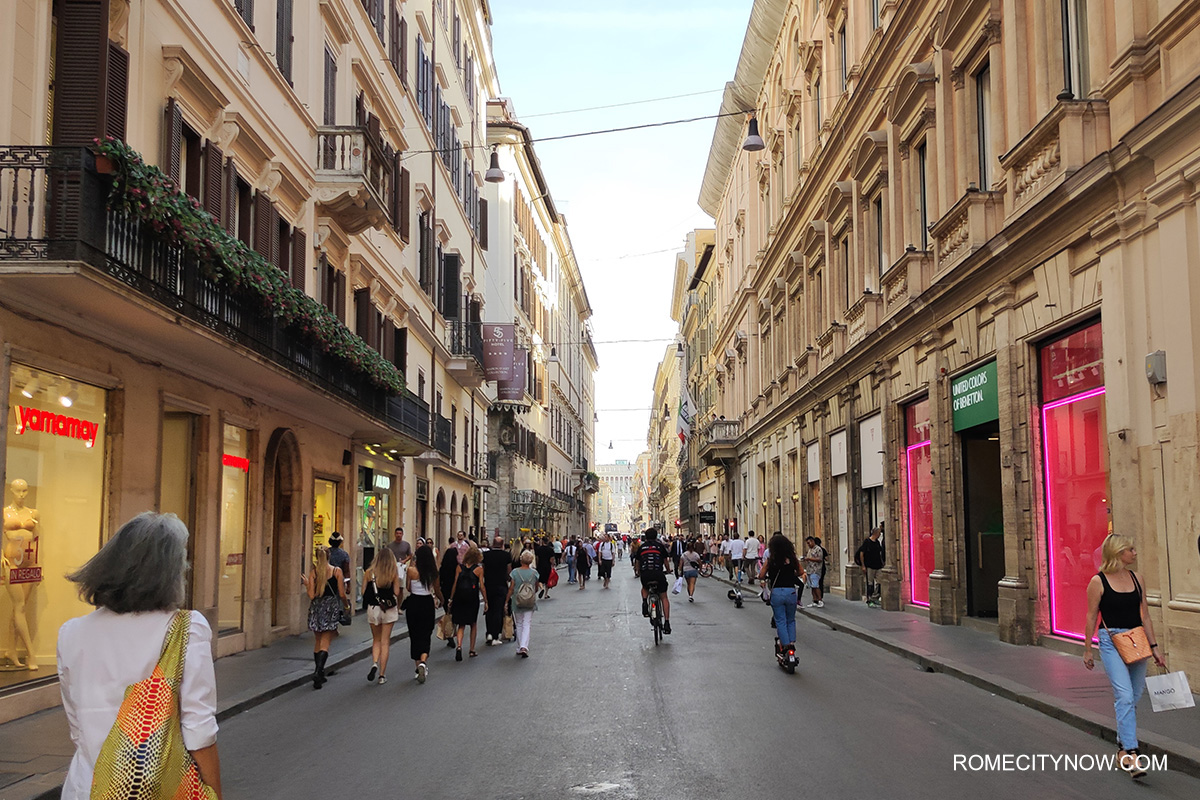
[364,547,402,684]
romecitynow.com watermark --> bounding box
[953,753,1168,772]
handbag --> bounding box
[502,613,515,640]
[435,612,455,640]
[547,567,559,588]
[339,600,352,626]
[1106,624,1151,664]
[1146,670,1196,712]
[362,579,378,607]
[90,611,218,799]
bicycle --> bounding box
[648,587,664,645]
[698,561,714,578]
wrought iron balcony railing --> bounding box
[432,414,453,459]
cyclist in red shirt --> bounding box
[636,528,671,634]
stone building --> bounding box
[0,0,498,720]
[685,0,1200,680]
[596,459,636,533]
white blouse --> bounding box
[56,608,219,800]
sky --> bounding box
[489,0,754,467]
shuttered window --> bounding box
[235,0,254,29]
[398,18,408,88]
[254,193,278,265]
[291,228,307,290]
[105,42,129,141]
[202,142,223,219]
[393,327,408,372]
[441,253,461,319]
[323,48,337,126]
[398,167,411,242]
[478,198,487,248]
[163,98,182,182]
[388,1,401,75]
[276,0,294,85]
[52,0,108,147]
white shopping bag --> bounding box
[671,576,684,594]
[1146,671,1196,712]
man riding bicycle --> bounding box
[636,527,671,635]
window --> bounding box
[917,141,929,250]
[219,423,251,632]
[1063,0,1089,99]
[235,0,254,30]
[838,25,848,92]
[976,62,992,188]
[873,196,886,278]
[872,0,881,29]
[276,0,294,85]
[179,123,202,200]
[814,78,822,129]
[323,48,337,126]
[841,235,851,310]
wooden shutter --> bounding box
[382,317,395,362]
[355,92,366,126]
[323,49,337,126]
[399,18,408,88]
[441,253,461,318]
[478,197,488,248]
[254,192,273,259]
[354,287,371,341]
[291,228,307,290]
[334,270,346,323]
[105,41,129,141]
[390,155,401,233]
[224,158,238,234]
[399,167,411,242]
[163,98,182,182]
[53,0,109,146]
[236,0,255,29]
[394,327,408,372]
[389,2,400,74]
[276,0,294,84]
[203,142,224,218]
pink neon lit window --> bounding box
[1041,323,1104,403]
[904,400,933,607]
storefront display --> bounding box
[3,363,106,689]
[218,424,249,634]
[1041,322,1107,639]
[904,399,934,607]
[313,478,338,556]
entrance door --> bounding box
[271,459,293,627]
[962,423,1004,617]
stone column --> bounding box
[925,329,961,626]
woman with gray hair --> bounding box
[507,550,541,657]
[57,512,221,799]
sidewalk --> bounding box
[0,612,424,800]
[714,571,1200,778]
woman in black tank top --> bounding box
[1083,534,1166,777]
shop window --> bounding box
[904,398,934,607]
[161,411,199,604]
[4,363,106,689]
[218,424,250,634]
[1041,321,1107,639]
[313,477,338,554]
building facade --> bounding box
[0,0,499,719]
[596,459,636,533]
[645,345,682,534]
[481,98,597,545]
[687,0,1200,682]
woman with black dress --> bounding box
[405,544,442,684]
[306,546,345,689]
[438,545,460,648]
[450,543,487,661]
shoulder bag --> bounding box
[90,611,218,799]
[1104,573,1151,664]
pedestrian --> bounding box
[509,536,524,567]
[802,536,824,607]
[598,533,617,588]
[534,536,556,598]
[482,534,513,645]
[814,535,829,596]
[759,533,801,658]
[679,540,703,602]
[57,512,221,800]
[438,545,460,647]
[855,527,885,606]
[362,547,402,685]
[565,537,578,583]
[508,550,541,657]
[306,545,346,688]
[450,543,487,660]
[385,526,412,566]
[576,539,593,589]
[719,533,731,574]
[1083,533,1166,778]
[454,530,470,564]
[707,536,720,566]
[405,544,443,684]
[670,535,685,575]
[629,535,641,577]
[744,532,761,584]
[552,535,563,566]
[728,533,745,581]
[326,531,351,601]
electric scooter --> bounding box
[726,567,744,608]
[775,638,798,674]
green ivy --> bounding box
[93,136,404,394]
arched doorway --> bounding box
[435,489,448,550]
[264,429,301,629]
[460,495,471,540]
[449,491,460,541]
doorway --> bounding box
[265,429,301,628]
[961,421,1003,617]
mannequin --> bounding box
[3,479,40,669]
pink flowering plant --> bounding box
[93,136,404,393]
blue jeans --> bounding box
[1097,628,1149,750]
[567,560,576,583]
[771,587,798,646]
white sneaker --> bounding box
[416,663,427,684]
[485,634,493,644]
[814,601,824,608]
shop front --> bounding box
[356,465,395,607]
[3,363,107,691]
[218,424,250,635]
[904,398,934,607]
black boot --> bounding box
[314,651,328,689]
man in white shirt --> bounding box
[720,534,733,578]
[597,534,617,588]
[728,534,746,582]
[743,532,761,584]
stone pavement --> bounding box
[713,571,1200,778]
[0,611,422,800]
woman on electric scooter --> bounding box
[759,533,801,660]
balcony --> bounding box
[0,146,428,455]
[433,415,453,458]
[698,418,740,466]
[680,467,699,489]
[473,452,497,490]
[315,126,391,235]
[445,318,486,388]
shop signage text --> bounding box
[225,553,244,566]
[12,405,99,448]
[952,361,1000,431]
[222,454,250,472]
[8,566,42,584]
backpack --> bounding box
[455,567,480,598]
[515,575,537,609]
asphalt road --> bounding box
[219,567,1200,798]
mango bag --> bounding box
[90,610,217,799]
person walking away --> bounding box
[385,527,412,566]
[534,536,556,598]
[326,531,351,598]
[508,550,541,657]
[405,544,443,684]
[438,546,460,647]
[598,533,617,588]
[565,537,578,583]
[719,533,731,575]
[576,540,593,589]
[759,533,801,660]
[728,533,745,581]
[636,528,672,634]
[629,536,641,577]
[552,536,563,567]
[363,547,402,685]
[744,533,761,584]
[58,512,221,800]
[450,544,487,660]
[1083,533,1166,778]
[855,528,885,606]
[679,541,703,602]
[306,546,346,688]
[482,535,513,645]
[802,536,824,607]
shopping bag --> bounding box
[502,614,515,641]
[547,567,559,588]
[435,613,455,640]
[671,576,684,594]
[1147,671,1196,712]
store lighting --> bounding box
[20,375,41,399]
[59,384,78,408]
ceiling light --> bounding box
[20,374,41,399]
[60,384,78,408]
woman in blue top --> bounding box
[507,551,541,657]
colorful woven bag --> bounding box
[90,610,217,799]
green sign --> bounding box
[952,360,999,431]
